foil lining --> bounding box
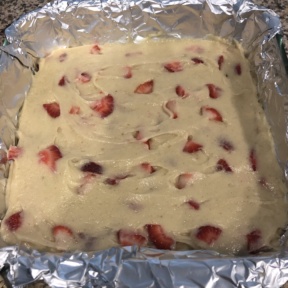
[1,0,288,286]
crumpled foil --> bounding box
[1,0,288,287]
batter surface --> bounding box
[1,38,287,254]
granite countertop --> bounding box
[0,0,288,287]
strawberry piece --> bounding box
[249,149,257,171]
[5,211,23,231]
[218,55,224,70]
[77,72,91,83]
[183,137,203,153]
[81,161,103,174]
[52,225,74,242]
[235,64,242,75]
[7,146,23,160]
[69,106,81,115]
[192,57,204,64]
[90,94,114,118]
[58,76,69,86]
[206,84,222,99]
[200,106,223,122]
[175,173,193,189]
[133,131,151,149]
[123,66,132,79]
[43,102,60,118]
[164,61,183,72]
[145,224,175,250]
[175,85,189,99]
[117,229,147,246]
[186,200,200,210]
[196,225,222,245]
[90,44,101,54]
[140,162,156,174]
[216,159,233,173]
[165,100,178,119]
[59,53,67,62]
[105,175,128,185]
[134,80,154,94]
[246,229,261,252]
[38,145,62,172]
[219,139,234,152]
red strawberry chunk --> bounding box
[133,131,151,149]
[246,229,261,252]
[43,102,60,118]
[196,225,222,245]
[164,61,183,72]
[145,224,175,250]
[134,80,154,94]
[175,85,189,99]
[77,72,91,83]
[219,139,234,152]
[192,57,204,64]
[183,137,203,153]
[38,145,62,172]
[5,211,23,231]
[235,64,242,75]
[58,76,69,86]
[90,95,114,118]
[117,229,147,246]
[69,106,81,115]
[216,159,233,173]
[52,225,74,244]
[7,146,23,160]
[165,100,178,119]
[90,44,101,54]
[140,162,156,174]
[175,173,193,189]
[218,55,224,70]
[81,161,103,174]
[59,53,67,62]
[249,149,257,171]
[186,200,200,210]
[206,84,222,99]
[104,175,129,185]
[200,106,223,122]
[123,66,132,79]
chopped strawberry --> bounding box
[218,55,224,70]
[69,106,81,115]
[164,61,183,72]
[145,224,175,250]
[200,106,223,122]
[133,131,151,149]
[104,175,129,185]
[38,145,62,172]
[59,53,67,62]
[134,80,154,94]
[5,211,23,231]
[140,162,156,174]
[235,64,242,75]
[192,57,204,64]
[58,76,69,86]
[43,102,60,118]
[246,229,261,252]
[90,94,114,118]
[249,149,257,171]
[77,72,91,83]
[216,159,233,173]
[175,173,193,189]
[186,200,200,210]
[206,84,222,99]
[219,139,234,152]
[183,137,203,153]
[90,44,101,54]
[164,100,178,119]
[52,225,74,243]
[7,146,23,160]
[175,85,189,99]
[123,66,132,79]
[196,225,222,245]
[81,161,103,174]
[117,229,147,246]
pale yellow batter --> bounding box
[1,38,287,254]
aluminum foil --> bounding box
[1,0,288,286]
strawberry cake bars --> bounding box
[1,38,287,254]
